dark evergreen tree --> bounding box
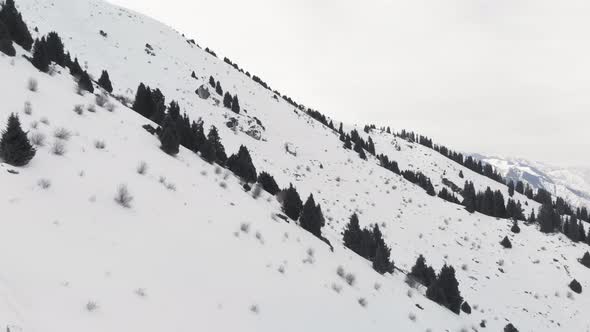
[508,181,515,197]
[231,94,240,113]
[436,265,463,314]
[515,181,525,194]
[580,251,590,268]
[31,38,49,72]
[206,126,226,165]
[299,194,325,238]
[458,170,464,178]
[342,213,363,255]
[0,0,33,50]
[257,171,280,195]
[281,183,303,221]
[227,145,257,183]
[158,115,180,155]
[223,92,233,109]
[410,255,436,287]
[538,203,560,233]
[461,301,471,314]
[462,181,476,213]
[78,70,94,93]
[569,279,582,294]
[209,76,215,87]
[97,70,113,93]
[69,57,83,77]
[511,220,520,233]
[0,20,15,56]
[500,236,512,248]
[0,113,35,166]
[504,323,519,332]
[373,242,393,274]
[215,81,223,95]
[45,31,65,66]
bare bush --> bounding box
[114,184,133,208]
[94,140,106,149]
[336,266,345,278]
[54,127,71,140]
[240,222,250,233]
[165,183,176,191]
[95,93,108,107]
[73,104,84,115]
[40,117,50,125]
[24,101,32,115]
[358,298,367,307]
[408,312,416,322]
[37,178,51,189]
[87,104,96,113]
[344,273,355,286]
[136,161,148,175]
[249,304,259,314]
[251,183,263,199]
[51,141,66,155]
[27,78,38,92]
[105,102,116,112]
[86,301,98,312]
[331,283,342,293]
[30,132,46,146]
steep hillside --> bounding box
[0,0,589,331]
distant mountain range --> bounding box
[475,154,590,210]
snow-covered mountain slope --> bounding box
[480,155,590,210]
[0,0,589,331]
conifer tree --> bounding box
[0,20,15,56]
[580,251,590,268]
[373,242,393,274]
[0,0,33,50]
[410,255,436,287]
[97,70,113,93]
[507,181,515,197]
[0,113,35,166]
[206,126,226,165]
[78,70,94,93]
[511,220,520,233]
[209,76,215,88]
[227,145,257,183]
[231,95,240,113]
[343,213,363,255]
[31,38,49,72]
[436,265,463,314]
[281,183,303,221]
[299,194,325,238]
[223,92,233,109]
[191,118,207,152]
[257,171,280,195]
[158,115,180,155]
[45,31,65,66]
[500,236,512,248]
[215,81,223,95]
[569,279,582,294]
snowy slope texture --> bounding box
[480,155,590,210]
[0,0,589,331]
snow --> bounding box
[0,0,588,331]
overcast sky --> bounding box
[108,0,590,167]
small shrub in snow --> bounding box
[344,273,355,286]
[105,102,116,112]
[73,105,84,115]
[135,288,147,297]
[30,132,46,146]
[249,304,259,314]
[336,266,345,278]
[24,101,32,115]
[358,298,367,307]
[461,264,468,271]
[30,121,39,129]
[219,181,227,189]
[40,117,50,125]
[51,141,66,155]
[94,140,106,149]
[95,93,108,107]
[87,104,96,113]
[27,78,38,92]
[251,183,263,199]
[408,312,416,321]
[136,161,148,175]
[165,183,176,191]
[277,265,285,274]
[54,128,71,140]
[114,184,133,208]
[37,178,51,189]
[240,222,250,233]
[331,283,342,293]
[86,301,98,312]
[374,283,381,291]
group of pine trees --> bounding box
[462,181,523,220]
[307,109,335,130]
[338,126,375,160]
[410,255,464,314]
[377,153,401,174]
[208,76,224,96]
[342,213,394,274]
[402,170,436,196]
[0,0,33,56]
[222,91,240,113]
[278,183,326,240]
